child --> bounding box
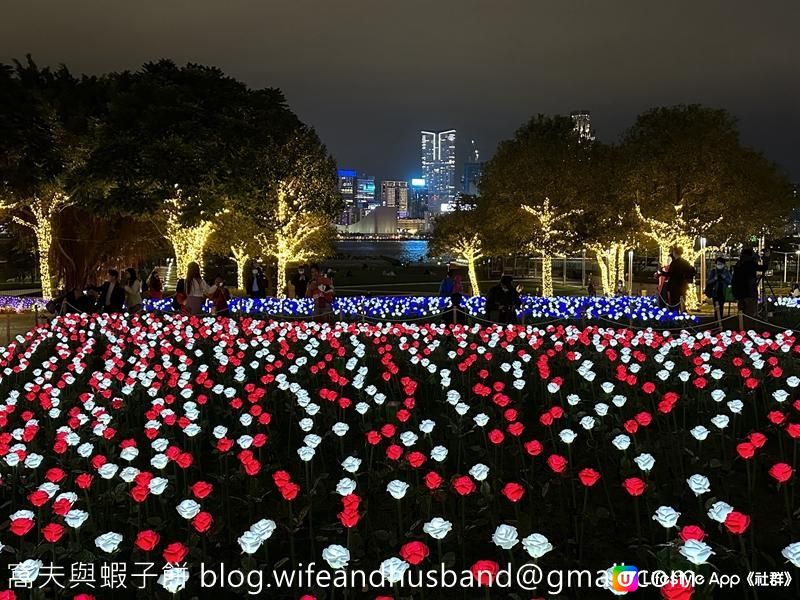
[210,276,231,317]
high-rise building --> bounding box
[336,169,357,225]
[408,178,429,220]
[462,140,482,196]
[421,129,456,212]
[355,174,376,209]
[381,180,409,217]
[570,110,595,142]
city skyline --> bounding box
[1,2,797,183]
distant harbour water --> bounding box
[334,239,430,263]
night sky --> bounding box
[2,0,798,182]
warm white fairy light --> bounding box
[522,197,581,298]
[163,194,216,279]
[451,234,483,296]
[635,204,722,310]
[230,243,250,290]
[0,192,72,299]
[257,184,328,298]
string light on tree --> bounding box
[522,197,581,298]
[635,204,722,310]
[257,183,329,299]
[163,193,216,279]
[0,191,72,299]
[451,234,483,296]
[230,243,250,291]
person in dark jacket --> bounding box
[245,264,267,299]
[731,248,767,316]
[93,269,126,312]
[705,256,732,318]
[485,274,521,324]
[658,246,695,310]
[292,266,308,299]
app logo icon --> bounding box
[611,564,639,592]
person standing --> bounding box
[485,274,521,324]
[210,276,231,317]
[122,267,143,312]
[705,257,732,318]
[184,262,217,315]
[307,264,334,318]
[95,269,126,313]
[586,275,596,297]
[147,268,163,300]
[439,270,455,297]
[659,246,695,311]
[173,278,189,315]
[731,248,767,317]
[292,266,308,299]
[245,264,267,299]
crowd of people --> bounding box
[46,246,781,322]
[653,245,768,318]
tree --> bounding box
[480,115,591,297]
[429,210,484,295]
[84,60,303,278]
[255,184,335,297]
[621,105,793,308]
[206,210,263,290]
[573,144,638,296]
[246,127,340,298]
[0,58,108,297]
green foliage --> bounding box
[621,104,793,244]
[82,60,303,222]
[480,114,592,255]
[0,56,109,200]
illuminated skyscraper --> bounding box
[570,110,595,141]
[381,180,409,217]
[408,178,428,220]
[355,174,376,209]
[336,169,357,225]
[421,129,456,211]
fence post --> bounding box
[6,312,10,344]
[34,305,39,328]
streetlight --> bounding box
[795,250,800,283]
[627,250,634,295]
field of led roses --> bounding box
[2,313,800,598]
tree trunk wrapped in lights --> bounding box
[451,234,483,296]
[257,185,331,299]
[589,242,628,296]
[163,197,216,281]
[230,244,250,291]
[522,198,581,298]
[0,192,72,299]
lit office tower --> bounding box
[421,129,456,211]
[408,179,429,220]
[336,169,357,225]
[570,110,595,141]
[355,174,376,210]
[381,180,409,217]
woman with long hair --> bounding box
[147,268,163,300]
[122,267,143,312]
[184,262,216,315]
